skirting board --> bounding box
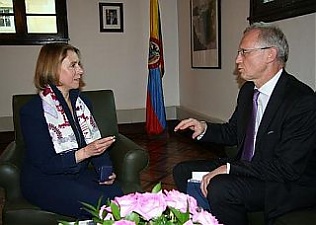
[176,106,224,123]
[116,106,223,124]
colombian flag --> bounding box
[146,0,166,135]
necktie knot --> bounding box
[253,89,260,103]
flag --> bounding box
[146,0,166,135]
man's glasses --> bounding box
[237,46,272,57]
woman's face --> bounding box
[58,50,83,92]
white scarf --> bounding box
[40,86,101,154]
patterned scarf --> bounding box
[40,86,101,154]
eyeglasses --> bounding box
[237,46,272,57]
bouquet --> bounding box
[61,183,222,225]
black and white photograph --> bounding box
[99,2,123,32]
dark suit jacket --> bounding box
[202,70,316,219]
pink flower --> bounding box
[87,183,222,225]
[192,209,222,225]
[183,220,194,225]
[133,191,167,221]
[113,220,136,225]
[99,205,113,220]
[103,212,114,220]
[164,189,198,214]
[114,193,139,217]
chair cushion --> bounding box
[248,207,316,225]
[274,207,316,225]
[4,208,74,225]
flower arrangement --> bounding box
[75,183,222,225]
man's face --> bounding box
[235,29,270,83]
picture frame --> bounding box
[249,0,316,23]
[99,2,123,32]
[190,0,221,69]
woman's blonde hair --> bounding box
[34,43,86,92]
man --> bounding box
[173,22,316,225]
[106,10,118,25]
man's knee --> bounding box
[207,175,231,204]
[172,161,193,193]
[172,162,182,176]
[173,161,191,179]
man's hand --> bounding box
[174,118,206,139]
[201,165,227,197]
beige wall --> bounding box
[0,0,180,131]
[0,0,315,131]
[177,0,316,122]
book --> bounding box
[187,171,208,183]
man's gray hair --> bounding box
[244,22,289,65]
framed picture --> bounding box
[249,0,316,23]
[99,2,123,32]
[190,0,221,69]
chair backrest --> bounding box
[12,89,119,153]
[81,90,119,137]
[13,94,35,147]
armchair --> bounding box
[0,90,149,225]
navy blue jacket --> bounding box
[19,86,121,218]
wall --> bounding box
[177,0,316,122]
[0,0,180,131]
[0,0,315,131]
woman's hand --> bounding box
[84,136,116,157]
[99,172,117,185]
[75,136,116,162]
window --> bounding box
[0,8,13,28]
[0,0,68,45]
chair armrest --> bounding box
[0,141,16,161]
[110,133,149,193]
[0,141,24,201]
[0,162,23,201]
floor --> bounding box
[0,121,225,224]
[119,121,225,192]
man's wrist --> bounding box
[196,121,207,140]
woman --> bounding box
[20,43,123,219]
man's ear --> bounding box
[266,47,278,63]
